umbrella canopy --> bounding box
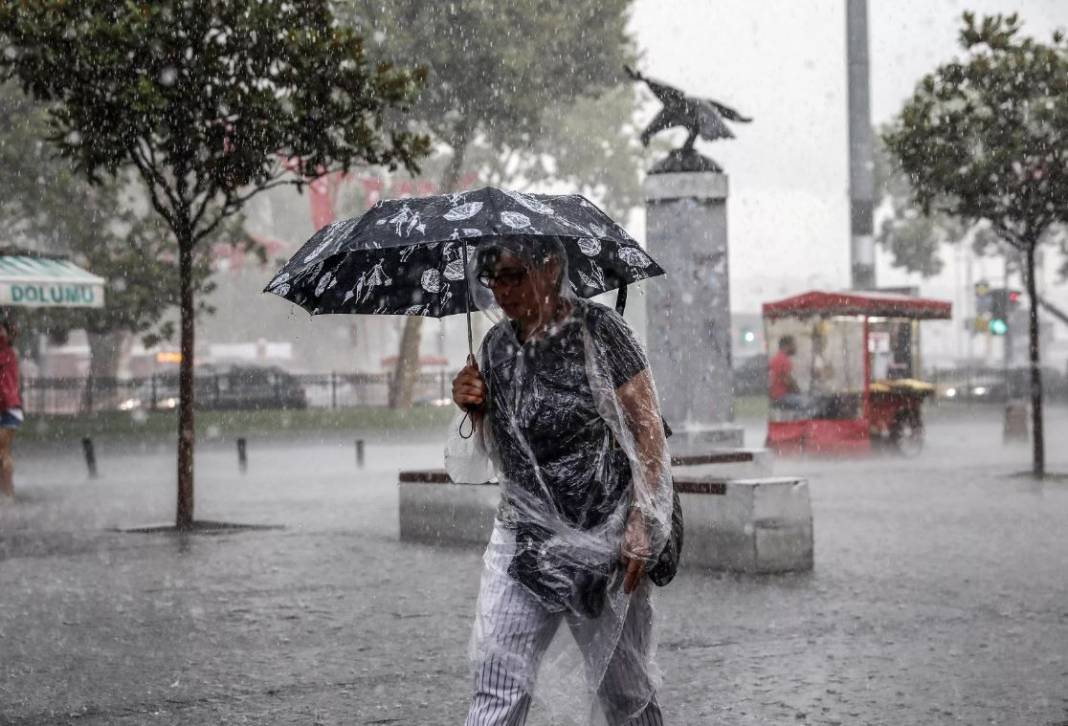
[264,187,663,318]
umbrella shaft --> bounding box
[462,239,473,356]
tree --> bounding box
[0,0,428,528]
[874,127,1055,280]
[337,0,639,407]
[875,129,981,277]
[883,12,1068,478]
[0,83,227,398]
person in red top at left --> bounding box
[0,317,23,499]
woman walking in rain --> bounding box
[0,317,22,499]
[450,236,673,726]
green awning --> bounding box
[0,256,105,309]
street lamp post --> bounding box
[846,0,876,290]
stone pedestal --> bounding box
[644,171,741,448]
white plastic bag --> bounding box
[444,409,496,483]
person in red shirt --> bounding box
[0,317,22,499]
[768,335,807,411]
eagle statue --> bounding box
[626,65,751,173]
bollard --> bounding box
[1003,401,1029,443]
[355,439,365,469]
[81,437,98,479]
[237,437,248,473]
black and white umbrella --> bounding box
[264,187,664,353]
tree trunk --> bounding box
[388,317,423,408]
[83,330,127,412]
[176,233,196,529]
[1024,244,1045,478]
[389,129,471,409]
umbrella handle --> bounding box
[458,409,475,439]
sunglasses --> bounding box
[477,267,528,289]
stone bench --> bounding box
[398,449,812,574]
[398,470,498,547]
[669,448,773,480]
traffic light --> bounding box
[974,281,994,332]
[740,327,757,345]
[989,288,1022,336]
[974,281,992,314]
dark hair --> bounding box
[473,244,505,279]
[778,335,795,350]
[529,235,566,265]
[474,235,563,273]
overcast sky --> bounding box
[628,0,1068,313]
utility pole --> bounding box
[1003,254,1011,372]
[846,0,876,290]
[965,245,974,363]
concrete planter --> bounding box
[675,476,813,574]
[397,451,813,574]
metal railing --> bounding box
[21,371,453,415]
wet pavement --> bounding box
[2,407,1068,725]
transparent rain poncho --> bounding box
[446,236,674,724]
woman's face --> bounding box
[481,251,560,321]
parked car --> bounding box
[119,364,307,411]
[118,376,181,411]
[934,366,1066,403]
[732,353,768,396]
[937,376,1006,402]
[1007,366,1067,401]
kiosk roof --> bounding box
[762,290,952,320]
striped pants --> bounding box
[465,528,663,726]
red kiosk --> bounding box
[762,290,952,455]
